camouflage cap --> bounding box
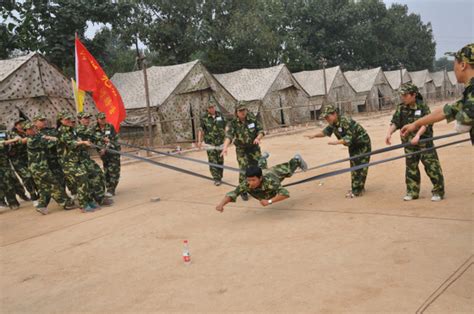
[22,122,34,130]
[14,117,26,125]
[61,112,75,120]
[445,43,474,64]
[32,114,47,121]
[321,105,337,117]
[235,101,247,111]
[400,82,419,94]
[207,97,217,108]
[0,124,6,130]
[97,112,106,119]
[77,112,92,119]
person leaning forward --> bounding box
[221,101,266,201]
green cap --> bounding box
[77,112,92,119]
[33,114,47,121]
[321,105,337,117]
[208,97,217,108]
[14,118,26,125]
[400,82,419,95]
[235,101,247,111]
[445,43,474,64]
[97,112,106,119]
[0,124,6,130]
[22,122,34,130]
[61,113,75,120]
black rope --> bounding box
[284,137,470,188]
[118,141,243,173]
[92,144,238,188]
[303,131,463,172]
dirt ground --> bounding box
[1,104,473,313]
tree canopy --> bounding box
[1,0,437,77]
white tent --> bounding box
[447,71,464,97]
[409,70,436,100]
[384,69,412,90]
[111,60,236,144]
[344,67,395,112]
[293,66,357,117]
[214,64,311,130]
[0,52,94,128]
[430,70,453,99]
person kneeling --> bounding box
[215,154,308,212]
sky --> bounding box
[383,0,473,58]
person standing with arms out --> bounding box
[305,105,371,198]
[94,112,121,197]
[197,98,227,186]
[386,83,445,202]
[402,43,474,144]
[221,102,266,201]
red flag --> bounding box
[75,35,126,131]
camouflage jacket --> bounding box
[444,77,474,126]
[225,113,264,147]
[57,125,83,164]
[199,112,226,146]
[93,123,121,151]
[226,171,290,202]
[27,134,51,172]
[7,129,28,160]
[323,116,370,147]
[76,124,96,142]
[0,130,10,168]
[391,100,433,143]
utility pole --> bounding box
[137,54,153,156]
[319,57,328,110]
[399,62,404,89]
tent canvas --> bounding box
[447,71,464,97]
[214,64,311,130]
[430,70,453,99]
[111,60,237,144]
[384,69,412,90]
[409,70,436,100]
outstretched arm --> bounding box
[305,130,326,139]
[215,196,233,213]
[259,194,289,207]
[401,107,445,136]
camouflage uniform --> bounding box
[226,157,301,202]
[445,44,474,143]
[199,107,227,181]
[94,113,121,195]
[7,126,37,200]
[391,84,445,198]
[0,128,20,207]
[76,113,106,204]
[322,105,371,196]
[226,104,266,184]
[24,123,72,209]
[57,119,92,208]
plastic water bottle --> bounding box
[182,240,191,264]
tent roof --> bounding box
[344,67,383,93]
[0,52,36,82]
[409,70,433,88]
[447,71,458,85]
[430,71,447,87]
[111,60,199,109]
[293,66,340,97]
[384,69,411,90]
[213,65,285,101]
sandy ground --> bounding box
[1,104,473,313]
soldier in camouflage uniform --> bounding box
[8,119,38,203]
[57,113,96,212]
[221,102,266,201]
[197,99,227,186]
[23,122,75,215]
[0,125,21,209]
[386,83,445,201]
[93,112,121,196]
[215,154,308,212]
[33,115,70,194]
[306,105,372,198]
[402,43,474,144]
[76,112,111,206]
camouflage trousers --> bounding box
[206,149,224,181]
[10,157,37,199]
[265,157,300,181]
[348,142,371,195]
[0,165,20,207]
[62,161,91,208]
[12,171,29,200]
[83,157,106,204]
[101,153,121,194]
[30,167,71,208]
[236,145,267,184]
[404,145,444,198]
[50,158,70,194]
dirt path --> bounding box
[1,105,472,312]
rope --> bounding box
[118,141,242,173]
[284,137,470,188]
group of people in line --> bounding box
[0,112,121,214]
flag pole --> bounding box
[137,54,153,155]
